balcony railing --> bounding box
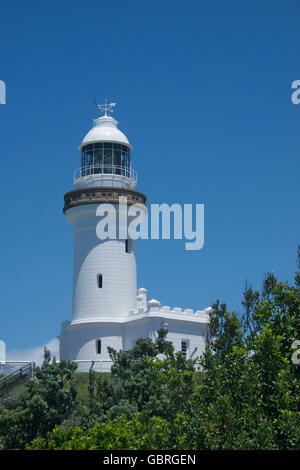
[74,164,137,184]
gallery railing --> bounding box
[74,164,137,184]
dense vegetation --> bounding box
[0,251,299,450]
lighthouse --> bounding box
[59,102,210,371]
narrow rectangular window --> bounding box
[181,341,187,358]
[96,339,101,354]
[97,274,103,288]
[125,239,129,253]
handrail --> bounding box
[74,164,137,184]
[0,362,35,387]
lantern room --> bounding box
[74,105,137,189]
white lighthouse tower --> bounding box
[59,102,210,371]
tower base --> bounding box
[58,289,210,372]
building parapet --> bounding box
[139,288,211,322]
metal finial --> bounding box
[97,99,116,116]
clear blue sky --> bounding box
[0,0,299,354]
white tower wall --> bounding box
[66,204,137,323]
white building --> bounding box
[59,103,210,371]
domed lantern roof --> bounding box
[79,101,132,150]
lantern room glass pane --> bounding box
[121,150,128,176]
[93,149,102,174]
[114,150,121,174]
[85,151,93,167]
[103,148,112,173]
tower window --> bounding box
[96,339,101,355]
[181,340,188,358]
[97,274,103,288]
[125,239,130,253]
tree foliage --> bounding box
[0,348,78,449]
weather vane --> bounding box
[97,99,116,116]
